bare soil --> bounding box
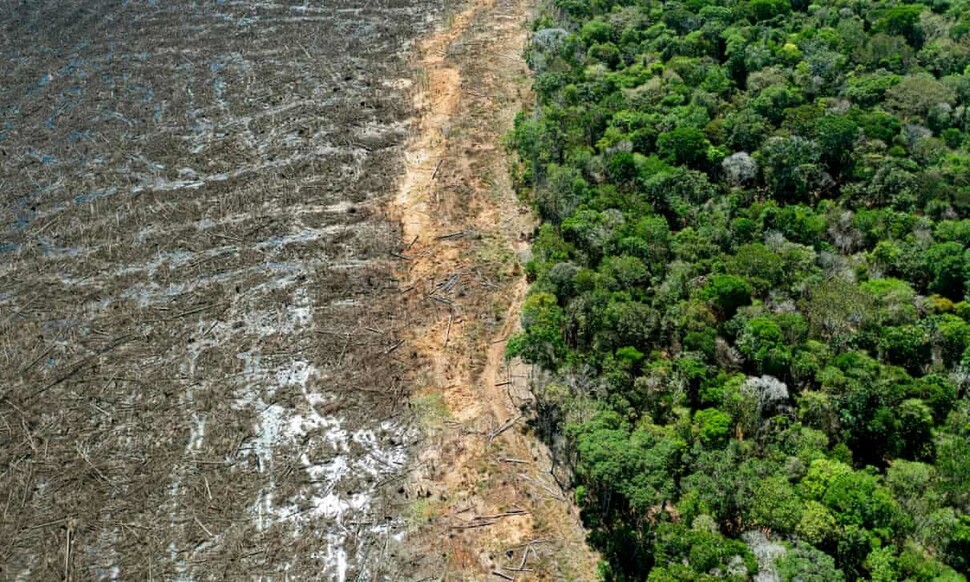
[390,0,600,578]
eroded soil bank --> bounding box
[390,0,600,578]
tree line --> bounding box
[508,0,970,578]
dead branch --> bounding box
[427,295,453,305]
[435,231,469,240]
[443,312,454,347]
[384,339,405,354]
[488,414,521,444]
[475,509,528,520]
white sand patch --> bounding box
[227,290,412,580]
[186,415,205,453]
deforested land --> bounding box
[0,1,443,578]
[0,0,603,580]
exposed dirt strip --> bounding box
[390,0,600,578]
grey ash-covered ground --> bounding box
[0,0,443,579]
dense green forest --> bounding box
[508,0,970,579]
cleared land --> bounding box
[390,0,599,578]
[0,1,442,579]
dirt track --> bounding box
[390,0,599,577]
